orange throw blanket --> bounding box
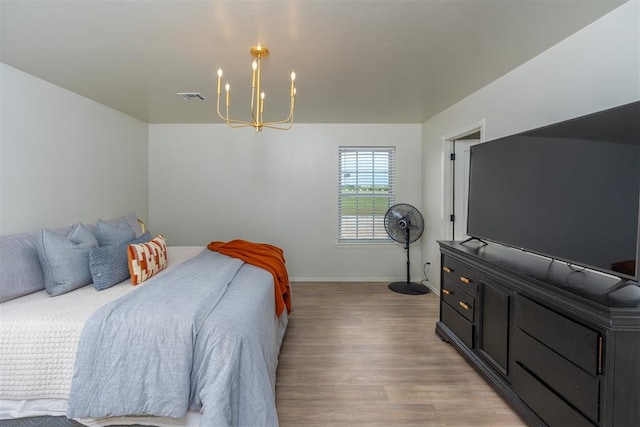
[207,240,291,317]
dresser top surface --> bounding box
[439,240,640,311]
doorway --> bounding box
[452,136,481,240]
[441,121,484,241]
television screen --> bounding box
[466,101,640,280]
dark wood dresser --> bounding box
[436,240,640,427]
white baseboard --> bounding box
[291,277,413,283]
[290,279,440,296]
[422,280,439,295]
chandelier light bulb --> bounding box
[216,68,224,93]
[290,70,296,97]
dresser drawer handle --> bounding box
[459,301,471,310]
[443,266,453,273]
[442,289,453,295]
[460,276,471,284]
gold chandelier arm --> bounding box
[261,83,296,127]
[216,100,256,128]
[216,84,255,127]
[225,121,255,128]
[262,122,295,131]
[261,116,295,130]
[259,101,295,127]
[216,100,230,123]
[261,119,294,129]
[216,78,225,122]
[262,111,295,130]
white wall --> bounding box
[149,123,422,281]
[421,0,640,288]
[0,63,149,234]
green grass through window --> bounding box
[340,195,392,215]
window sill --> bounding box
[336,241,396,249]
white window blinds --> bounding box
[338,147,395,242]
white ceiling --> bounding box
[0,0,629,124]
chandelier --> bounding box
[216,45,296,132]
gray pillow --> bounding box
[121,212,144,238]
[38,223,99,296]
[0,232,45,303]
[89,213,144,238]
[89,232,152,291]
[96,219,135,247]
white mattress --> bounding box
[0,246,204,423]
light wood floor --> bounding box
[275,282,528,427]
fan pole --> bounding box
[405,228,411,284]
[388,228,429,295]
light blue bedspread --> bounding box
[67,249,286,426]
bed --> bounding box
[0,214,289,426]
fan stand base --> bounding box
[388,281,430,295]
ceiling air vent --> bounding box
[177,92,205,101]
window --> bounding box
[338,147,395,242]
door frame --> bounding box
[440,120,486,241]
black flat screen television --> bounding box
[466,100,640,282]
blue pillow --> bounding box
[89,232,152,290]
[38,223,99,296]
[0,232,45,303]
[96,219,135,247]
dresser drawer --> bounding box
[441,255,476,296]
[441,301,474,348]
[514,328,599,423]
[442,281,474,322]
[514,295,600,374]
[512,362,595,427]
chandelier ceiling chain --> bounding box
[216,45,296,132]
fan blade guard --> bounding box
[384,203,424,244]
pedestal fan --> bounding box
[384,203,429,295]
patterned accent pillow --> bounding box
[127,235,168,285]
